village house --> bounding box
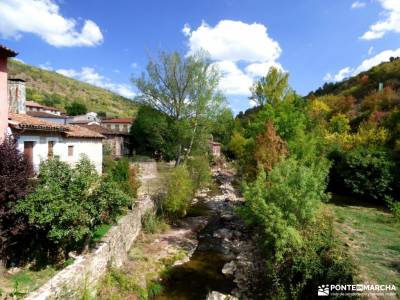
[81,123,128,157]
[101,117,133,133]
[67,112,100,124]
[26,100,63,115]
[0,45,17,141]
[0,45,104,173]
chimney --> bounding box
[8,78,26,114]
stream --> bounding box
[153,169,266,300]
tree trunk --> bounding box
[185,120,198,161]
[175,144,182,166]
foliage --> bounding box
[9,59,137,117]
[210,107,235,148]
[141,211,169,234]
[105,158,140,198]
[385,197,400,223]
[134,51,224,164]
[65,101,87,116]
[253,121,288,173]
[186,155,211,191]
[0,137,32,264]
[161,165,194,219]
[250,67,290,107]
[333,147,395,201]
[16,157,130,254]
[328,113,350,134]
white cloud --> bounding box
[213,60,254,95]
[324,48,400,82]
[323,67,352,82]
[368,46,374,55]
[186,20,281,63]
[182,23,191,36]
[131,62,138,69]
[39,61,53,71]
[361,0,400,40]
[351,1,366,9]
[56,67,135,98]
[0,0,103,47]
[184,20,283,96]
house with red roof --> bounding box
[0,45,104,173]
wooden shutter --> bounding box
[24,141,34,165]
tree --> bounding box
[254,122,288,173]
[210,107,235,148]
[0,138,32,265]
[65,101,87,116]
[250,67,290,107]
[134,51,223,165]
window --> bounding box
[68,145,74,157]
[48,141,55,158]
[24,141,34,165]
[123,124,128,132]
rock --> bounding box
[207,291,238,300]
[213,228,233,239]
[222,261,236,276]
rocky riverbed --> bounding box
[99,167,266,300]
[155,168,267,300]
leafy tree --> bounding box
[0,138,32,265]
[328,113,350,134]
[186,155,211,190]
[65,101,88,116]
[134,51,224,164]
[333,147,394,201]
[250,67,290,107]
[254,121,288,173]
[210,107,235,148]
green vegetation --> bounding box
[8,59,137,117]
[65,101,88,116]
[331,199,400,295]
[133,50,226,165]
[15,157,132,258]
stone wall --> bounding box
[25,196,153,300]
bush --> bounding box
[162,165,193,219]
[0,138,32,264]
[334,147,395,201]
[16,157,131,256]
[106,158,140,198]
[186,156,211,190]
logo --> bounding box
[318,285,329,296]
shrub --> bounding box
[0,137,32,265]
[16,157,131,256]
[186,156,211,190]
[385,196,400,222]
[106,158,140,198]
[334,147,395,201]
[162,165,193,219]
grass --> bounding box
[329,195,400,295]
[92,223,113,243]
[0,265,58,298]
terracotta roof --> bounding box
[27,111,65,119]
[8,113,103,139]
[81,124,123,135]
[0,45,17,57]
[102,118,133,124]
[26,101,61,112]
[64,125,104,139]
[8,113,66,131]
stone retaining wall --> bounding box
[25,196,153,300]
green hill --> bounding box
[308,57,400,99]
[8,59,138,117]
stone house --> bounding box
[81,123,128,157]
[101,118,133,133]
[26,100,63,115]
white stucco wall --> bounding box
[15,134,103,173]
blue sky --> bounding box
[0,0,399,114]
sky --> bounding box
[0,0,399,114]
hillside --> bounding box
[308,57,400,99]
[8,59,138,117]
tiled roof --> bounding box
[64,125,104,139]
[102,118,133,124]
[81,124,122,135]
[8,113,103,139]
[27,111,65,119]
[0,45,17,57]
[9,113,66,131]
[26,101,61,112]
